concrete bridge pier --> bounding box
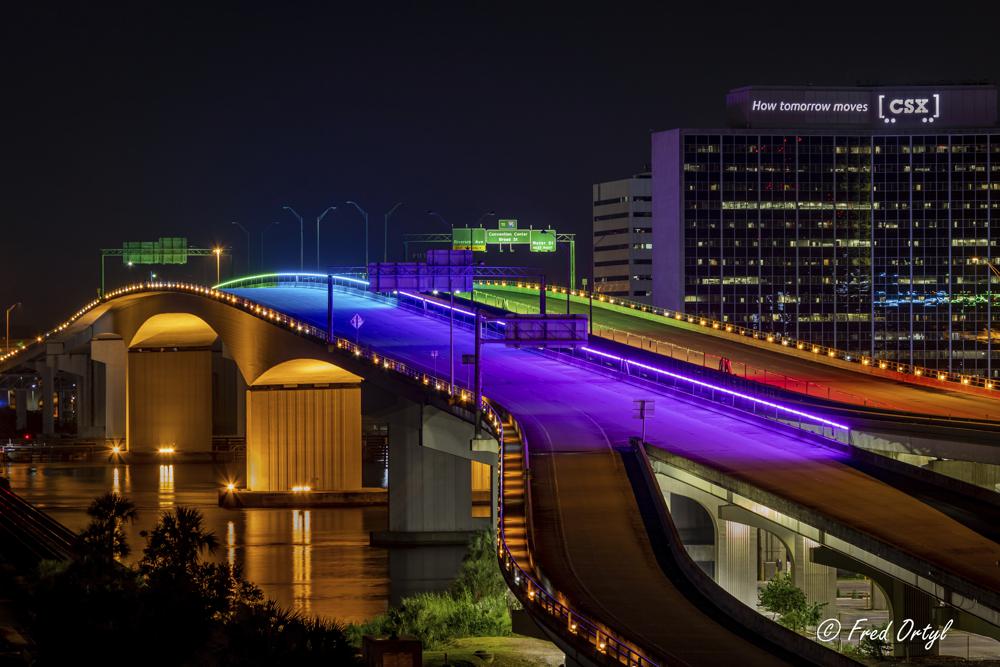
[659,476,760,609]
[812,546,945,657]
[368,388,498,547]
[88,335,127,443]
[245,369,363,493]
[718,504,836,613]
[14,388,27,431]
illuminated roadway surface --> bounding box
[474,287,1000,422]
[231,286,1000,664]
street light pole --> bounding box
[384,202,403,262]
[213,247,222,284]
[231,221,251,274]
[282,205,305,270]
[426,210,451,230]
[5,303,21,355]
[345,201,369,269]
[316,206,337,270]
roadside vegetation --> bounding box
[348,530,515,648]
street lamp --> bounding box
[477,210,496,226]
[426,210,451,229]
[345,201,369,269]
[282,205,305,270]
[316,205,337,270]
[212,247,223,284]
[383,202,403,262]
[231,221,251,274]
[5,303,21,355]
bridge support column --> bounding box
[368,397,497,546]
[716,517,758,609]
[39,364,54,436]
[387,401,475,536]
[246,383,362,492]
[660,479,759,609]
[14,389,27,431]
[128,349,212,453]
[811,546,940,657]
[90,336,126,443]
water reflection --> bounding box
[292,510,312,615]
[5,462,391,623]
[226,520,236,568]
[158,464,174,508]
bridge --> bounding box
[3,273,1000,665]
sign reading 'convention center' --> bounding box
[726,85,997,129]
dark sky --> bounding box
[3,2,998,331]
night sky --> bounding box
[3,2,998,332]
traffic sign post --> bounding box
[351,313,364,346]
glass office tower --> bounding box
[652,85,1000,377]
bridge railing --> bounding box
[555,345,851,446]
[474,280,1000,401]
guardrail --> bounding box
[474,280,1000,399]
[556,345,851,445]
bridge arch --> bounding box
[129,312,220,349]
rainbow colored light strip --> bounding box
[581,346,849,431]
[213,272,369,289]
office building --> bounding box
[652,84,1000,377]
[593,172,653,302]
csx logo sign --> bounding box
[878,93,941,124]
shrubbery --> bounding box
[757,572,826,633]
[348,531,513,648]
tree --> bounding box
[758,572,826,632]
[79,492,137,561]
[139,505,219,575]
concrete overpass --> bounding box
[4,275,1000,665]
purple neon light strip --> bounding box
[581,346,849,431]
[398,291,506,325]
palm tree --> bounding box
[80,492,137,560]
[140,506,219,575]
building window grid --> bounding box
[681,132,997,377]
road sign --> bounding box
[461,353,476,365]
[351,314,364,330]
[452,227,558,252]
[498,219,518,230]
[452,228,487,252]
[529,229,556,252]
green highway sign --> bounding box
[452,227,557,252]
[485,229,530,244]
[498,219,518,230]
[529,229,556,252]
[123,237,189,265]
[452,228,487,251]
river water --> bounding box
[2,461,463,624]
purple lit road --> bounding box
[232,286,1000,664]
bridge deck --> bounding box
[233,286,1000,663]
[473,286,1000,422]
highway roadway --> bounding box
[230,285,1000,664]
[473,287,1000,422]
